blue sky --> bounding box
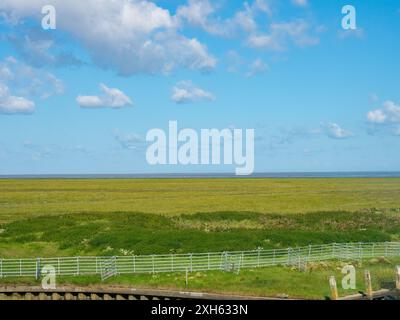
[0,0,399,174]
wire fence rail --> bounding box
[1,242,400,279]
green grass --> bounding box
[1,210,400,257]
[1,178,400,298]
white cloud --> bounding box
[246,58,269,77]
[1,0,216,75]
[76,96,103,108]
[324,123,353,139]
[367,101,400,124]
[114,130,145,150]
[337,28,365,40]
[8,31,83,68]
[367,109,386,124]
[177,0,320,54]
[226,50,244,73]
[77,84,133,109]
[43,74,65,98]
[2,1,320,74]
[176,0,217,33]
[0,56,64,99]
[23,140,53,161]
[248,34,283,50]
[292,0,308,7]
[0,83,35,114]
[247,19,319,50]
[0,56,63,114]
[177,0,319,51]
[177,0,271,37]
[226,52,268,77]
[171,81,215,104]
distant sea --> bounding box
[1,172,400,179]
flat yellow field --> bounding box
[0,178,399,223]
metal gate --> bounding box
[100,256,117,281]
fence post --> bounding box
[133,255,136,273]
[308,245,312,263]
[398,242,400,257]
[257,248,261,267]
[398,242,400,256]
[19,259,22,276]
[241,251,244,268]
[189,253,193,272]
[364,270,373,300]
[208,253,210,270]
[385,242,388,257]
[358,242,362,262]
[346,243,353,259]
[298,247,301,270]
[273,249,276,265]
[329,276,339,300]
[171,254,174,272]
[77,256,80,276]
[152,255,155,274]
[35,258,41,280]
[58,258,61,275]
[396,266,400,290]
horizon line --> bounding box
[1,171,400,179]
